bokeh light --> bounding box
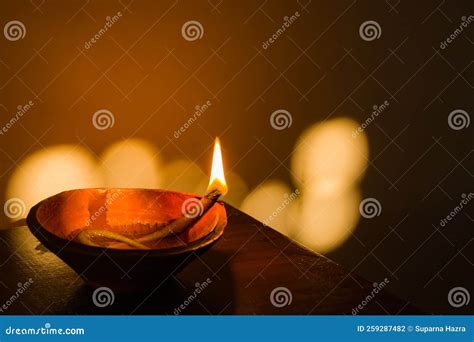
[6,144,103,219]
[98,138,162,188]
[240,180,294,235]
[161,159,206,194]
[239,117,369,253]
[291,117,369,191]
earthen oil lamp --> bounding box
[26,138,228,291]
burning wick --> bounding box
[77,138,227,249]
[140,138,227,242]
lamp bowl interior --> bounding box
[26,188,227,292]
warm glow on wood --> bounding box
[208,138,227,195]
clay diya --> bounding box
[25,139,228,291]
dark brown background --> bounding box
[0,0,472,314]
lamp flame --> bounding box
[208,138,227,195]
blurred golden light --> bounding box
[240,180,295,236]
[207,138,227,195]
[99,138,162,189]
[161,159,206,194]
[291,117,369,191]
[288,117,369,253]
[239,118,369,253]
[291,188,362,253]
[6,144,102,220]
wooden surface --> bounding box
[0,205,418,314]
